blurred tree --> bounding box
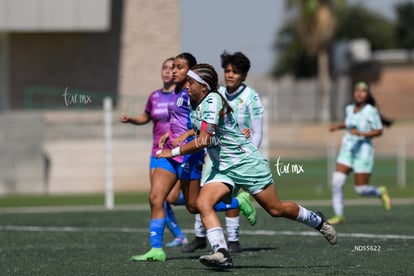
[394,2,414,49]
[278,0,338,122]
[335,5,396,50]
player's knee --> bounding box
[332,171,347,190]
[195,197,213,214]
[185,201,198,214]
[354,185,368,195]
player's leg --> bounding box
[354,173,391,210]
[328,163,351,224]
[165,180,188,247]
[225,208,241,253]
[197,181,233,268]
[252,184,337,245]
[353,147,391,210]
[130,163,178,261]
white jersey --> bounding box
[218,84,264,147]
[341,103,383,150]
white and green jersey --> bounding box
[218,84,264,147]
[341,103,383,150]
[191,92,257,171]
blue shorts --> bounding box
[149,156,157,170]
[155,151,204,180]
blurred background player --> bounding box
[182,51,264,253]
[328,81,393,225]
[119,57,188,247]
[158,63,336,268]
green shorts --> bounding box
[201,150,274,201]
[337,140,374,173]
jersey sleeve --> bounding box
[246,91,264,148]
[144,93,153,115]
[369,106,383,130]
[201,93,222,125]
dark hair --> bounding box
[354,81,393,127]
[191,63,233,115]
[220,51,251,75]
[175,52,197,68]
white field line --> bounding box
[1,198,413,214]
[1,225,413,240]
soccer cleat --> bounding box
[236,192,256,225]
[316,211,337,245]
[130,248,166,262]
[199,248,233,268]
[379,186,392,211]
[327,215,345,225]
[166,237,188,247]
[181,237,207,253]
[227,241,242,253]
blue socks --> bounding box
[149,218,165,248]
[164,202,186,239]
[214,198,239,212]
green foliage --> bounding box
[394,2,414,49]
[335,5,396,50]
[273,1,409,78]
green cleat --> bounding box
[236,192,256,225]
[130,248,166,262]
[379,186,392,211]
[327,215,345,225]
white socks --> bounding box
[207,227,227,252]
[225,216,240,242]
[194,213,206,238]
[332,171,347,216]
[354,185,381,196]
[296,205,322,229]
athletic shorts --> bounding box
[155,150,204,180]
[336,140,374,173]
[149,156,157,170]
[201,150,274,202]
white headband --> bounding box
[187,70,211,90]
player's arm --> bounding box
[172,129,195,147]
[157,122,214,158]
[349,128,382,138]
[247,92,264,148]
[329,122,346,132]
[120,112,151,125]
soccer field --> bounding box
[1,203,413,275]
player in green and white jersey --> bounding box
[157,64,337,269]
[328,82,392,225]
[183,52,264,253]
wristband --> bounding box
[171,147,181,157]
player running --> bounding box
[182,51,264,253]
[157,63,337,268]
[327,81,392,225]
[120,57,188,247]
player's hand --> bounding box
[159,132,169,148]
[350,128,361,136]
[242,128,251,138]
[329,124,338,132]
[172,133,188,147]
[156,149,172,159]
[120,114,129,123]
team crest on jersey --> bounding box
[238,99,244,111]
[195,105,202,120]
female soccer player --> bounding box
[327,81,392,225]
[183,51,264,253]
[130,53,255,262]
[120,57,188,247]
[157,63,337,268]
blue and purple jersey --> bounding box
[167,88,193,162]
[145,89,175,157]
